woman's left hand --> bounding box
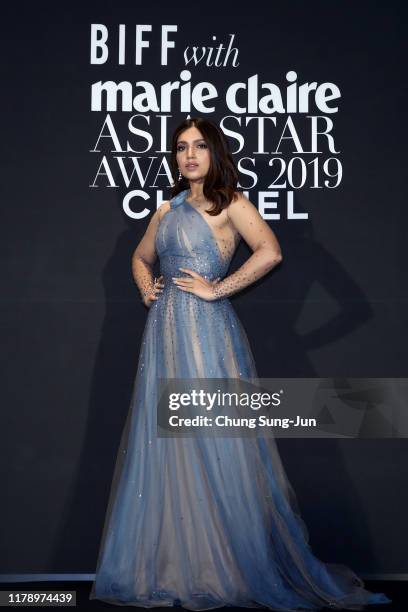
[172,268,221,301]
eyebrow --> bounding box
[177,138,206,144]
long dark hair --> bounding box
[169,117,241,216]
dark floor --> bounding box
[0,581,404,611]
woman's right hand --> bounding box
[142,275,165,308]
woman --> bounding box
[90,117,391,610]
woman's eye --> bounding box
[176,143,207,151]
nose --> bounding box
[186,146,196,158]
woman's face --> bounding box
[176,126,211,183]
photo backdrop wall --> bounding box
[0,0,406,577]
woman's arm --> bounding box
[211,193,282,300]
[132,202,169,306]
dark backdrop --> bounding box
[0,0,406,576]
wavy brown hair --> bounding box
[169,117,241,216]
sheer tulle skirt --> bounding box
[89,284,391,610]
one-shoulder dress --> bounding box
[90,188,391,611]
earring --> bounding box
[178,167,182,181]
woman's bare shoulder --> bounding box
[231,190,252,203]
[229,191,256,212]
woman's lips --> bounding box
[185,164,198,169]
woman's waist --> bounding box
[152,282,230,306]
[159,262,224,282]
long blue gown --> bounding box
[89,188,391,610]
